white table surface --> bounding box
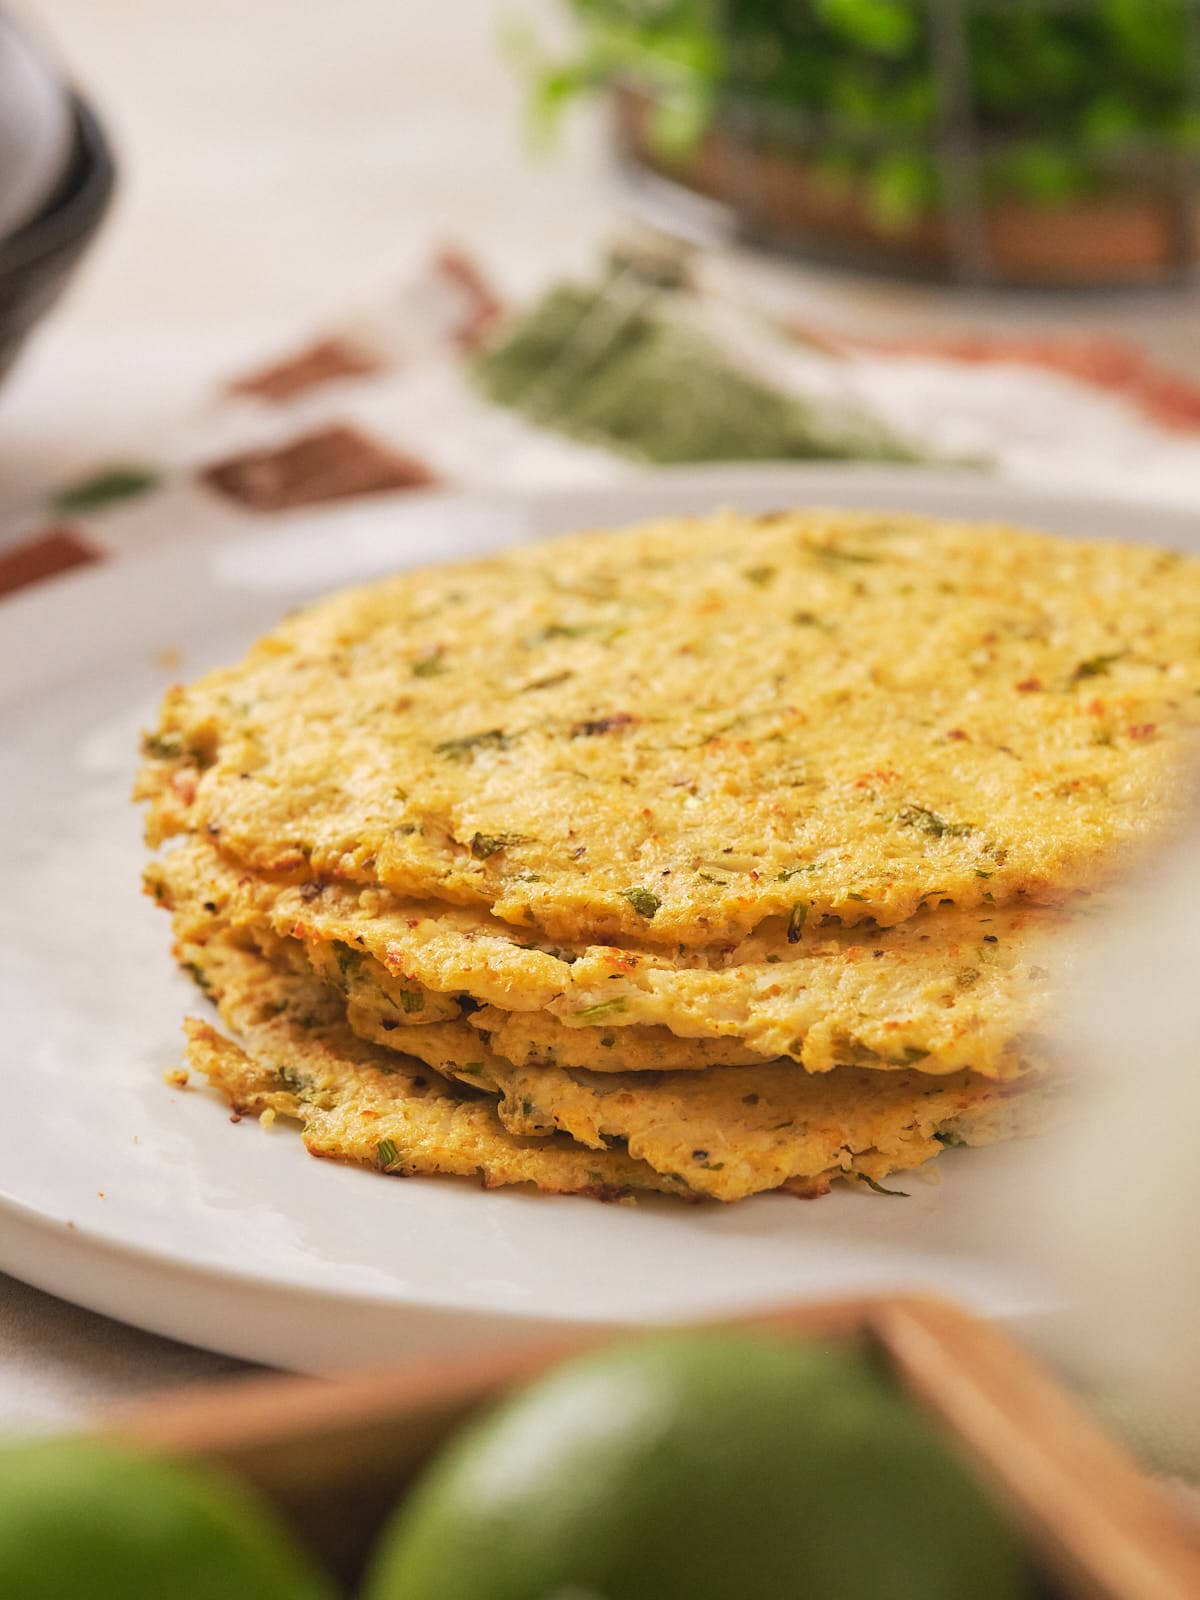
[3,0,1200,1430]
[0,0,612,524]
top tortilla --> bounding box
[137,507,1200,945]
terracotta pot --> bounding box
[613,84,1198,288]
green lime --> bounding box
[0,1437,335,1600]
[364,1329,1032,1600]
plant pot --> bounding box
[612,83,1198,289]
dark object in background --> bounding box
[0,15,115,389]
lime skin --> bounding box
[364,1329,1033,1600]
[0,1437,336,1600]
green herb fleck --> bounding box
[52,464,160,513]
[471,831,529,860]
[778,865,814,881]
[622,886,662,920]
[435,728,512,760]
[743,564,776,586]
[377,1138,401,1170]
[522,670,573,692]
[812,545,880,566]
[572,713,636,738]
[528,622,598,645]
[574,997,628,1023]
[859,1174,909,1197]
[275,1064,311,1098]
[183,961,211,993]
[897,804,974,839]
[1070,652,1124,683]
[333,942,361,981]
[142,732,183,760]
[786,903,807,943]
[412,646,446,678]
[398,989,425,1014]
[935,1130,968,1148]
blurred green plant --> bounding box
[518,0,1200,230]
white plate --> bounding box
[2,465,1194,1372]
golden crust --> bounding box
[332,980,1043,1203]
[139,508,1200,944]
[151,837,1054,1078]
[471,1007,767,1072]
[182,938,692,1200]
[181,933,1038,1204]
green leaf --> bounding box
[896,804,974,839]
[183,960,211,994]
[742,564,776,587]
[1070,652,1125,684]
[142,733,183,761]
[815,0,918,57]
[866,150,937,234]
[811,544,882,566]
[470,831,530,859]
[52,465,160,513]
[935,1129,968,1149]
[622,885,662,919]
[412,646,447,678]
[275,1064,312,1098]
[647,82,715,155]
[574,997,629,1023]
[435,729,512,760]
[859,1173,909,1197]
[990,142,1088,206]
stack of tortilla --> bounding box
[136,508,1200,1203]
